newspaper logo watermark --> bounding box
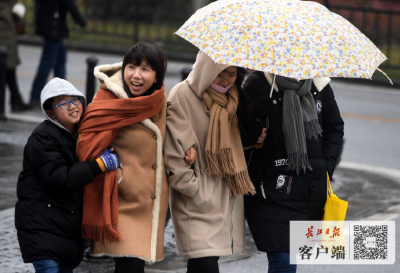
[290,221,395,264]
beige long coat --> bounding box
[88,63,169,264]
[164,52,245,259]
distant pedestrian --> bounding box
[29,0,86,107]
[77,43,183,273]
[239,72,344,273]
[0,0,29,111]
[15,78,120,273]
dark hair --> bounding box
[236,67,252,131]
[122,43,167,97]
[43,97,54,110]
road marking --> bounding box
[341,112,400,124]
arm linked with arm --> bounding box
[164,101,199,198]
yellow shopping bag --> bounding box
[320,173,348,253]
[323,172,348,221]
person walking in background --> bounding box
[29,0,86,107]
[0,0,29,111]
[164,51,255,273]
[239,72,344,273]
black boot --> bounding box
[11,93,30,112]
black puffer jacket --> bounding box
[34,0,86,39]
[15,120,101,268]
[240,72,344,253]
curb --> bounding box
[6,113,44,124]
[332,77,400,89]
[339,162,400,182]
[18,36,197,63]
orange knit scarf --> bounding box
[77,85,165,242]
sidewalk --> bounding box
[1,118,400,272]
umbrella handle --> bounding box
[270,74,276,98]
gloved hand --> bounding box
[255,96,275,120]
[99,149,120,171]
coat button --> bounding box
[152,165,157,170]
[71,211,74,213]
[314,92,317,95]
[151,194,156,200]
[279,98,282,101]
[48,204,51,207]
[273,100,277,104]
[153,135,157,140]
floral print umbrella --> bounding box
[176,0,391,82]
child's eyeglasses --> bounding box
[48,97,83,110]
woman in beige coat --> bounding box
[164,51,255,273]
[77,44,194,273]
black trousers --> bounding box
[114,257,145,273]
[6,69,21,101]
[187,256,220,273]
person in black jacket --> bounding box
[240,71,344,273]
[29,0,86,106]
[15,78,119,273]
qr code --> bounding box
[353,225,388,260]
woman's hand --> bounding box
[257,128,267,144]
[184,147,197,166]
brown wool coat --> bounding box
[87,63,169,264]
[164,51,245,259]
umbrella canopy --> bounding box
[176,0,389,81]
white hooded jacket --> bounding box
[40,77,87,133]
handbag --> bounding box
[323,172,348,221]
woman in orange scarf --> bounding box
[76,43,191,273]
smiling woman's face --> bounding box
[123,60,157,97]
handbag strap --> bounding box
[326,172,333,198]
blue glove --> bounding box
[99,149,120,171]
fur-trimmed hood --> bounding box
[94,62,128,99]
